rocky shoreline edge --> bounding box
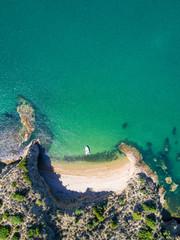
[0,140,180,239]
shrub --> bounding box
[11,182,16,188]
[140,189,147,194]
[133,212,142,221]
[111,219,118,230]
[93,206,104,222]
[142,203,157,213]
[27,229,35,237]
[138,228,153,240]
[0,226,11,240]
[75,209,83,215]
[35,226,41,235]
[12,192,25,202]
[162,230,170,239]
[2,211,9,220]
[145,217,156,230]
[22,172,30,184]
[119,199,125,205]
[14,227,19,233]
[92,218,99,227]
[18,157,27,170]
[0,200,2,208]
[86,223,93,231]
[10,216,23,225]
[27,226,41,237]
[139,178,145,184]
[36,199,42,206]
[74,216,80,225]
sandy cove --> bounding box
[50,154,134,193]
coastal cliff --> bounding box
[0,141,179,239]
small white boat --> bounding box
[85,145,90,155]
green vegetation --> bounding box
[27,228,35,237]
[111,219,118,230]
[139,178,145,184]
[0,226,11,240]
[11,233,20,240]
[14,227,19,233]
[75,209,83,215]
[12,192,25,202]
[86,223,93,231]
[10,216,23,225]
[74,216,80,225]
[119,199,125,205]
[22,172,30,184]
[145,217,156,230]
[11,182,16,188]
[92,218,99,227]
[138,228,153,240]
[140,189,147,194]
[18,157,27,170]
[35,226,41,235]
[36,199,42,206]
[133,212,142,221]
[86,218,99,231]
[92,206,104,222]
[17,157,31,185]
[142,203,157,213]
[2,211,9,220]
[0,200,2,208]
[27,226,41,237]
[162,229,171,239]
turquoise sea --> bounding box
[0,1,180,215]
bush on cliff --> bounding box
[145,217,156,230]
[36,199,42,206]
[140,189,147,194]
[111,219,118,230]
[22,172,30,184]
[12,192,25,202]
[0,226,11,240]
[18,157,27,170]
[133,212,142,221]
[27,226,42,237]
[2,211,9,220]
[10,216,23,225]
[138,228,153,240]
[142,203,157,213]
[93,206,104,222]
[11,182,16,188]
[0,200,2,208]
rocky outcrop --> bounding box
[118,142,158,184]
[17,97,35,143]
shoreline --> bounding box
[49,155,133,193]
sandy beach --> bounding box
[50,154,134,193]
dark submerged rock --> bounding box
[164,137,170,152]
[172,126,176,135]
[4,112,13,118]
[122,122,128,129]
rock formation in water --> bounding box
[17,97,36,143]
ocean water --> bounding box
[0,1,180,215]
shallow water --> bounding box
[0,0,179,215]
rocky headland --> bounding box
[0,140,180,239]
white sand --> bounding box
[51,156,134,193]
